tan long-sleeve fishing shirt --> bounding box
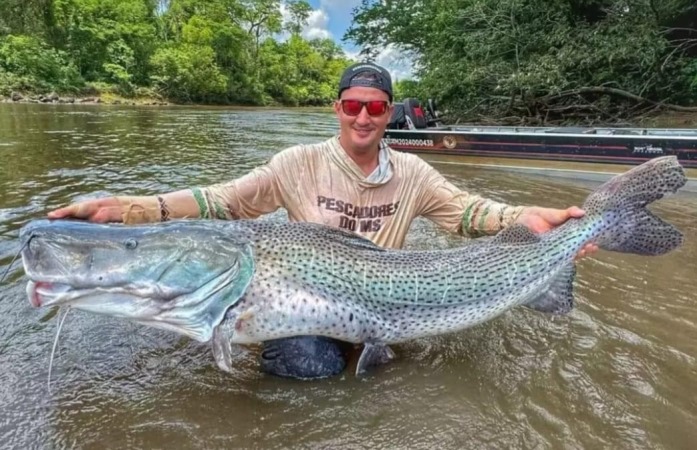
[120,136,524,249]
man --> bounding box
[49,62,596,378]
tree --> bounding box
[310,38,345,60]
[346,0,697,124]
[237,0,282,62]
[0,0,356,106]
[285,0,311,35]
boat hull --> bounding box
[383,127,697,168]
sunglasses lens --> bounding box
[342,100,363,116]
[341,100,388,116]
[366,101,387,116]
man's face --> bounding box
[334,86,393,154]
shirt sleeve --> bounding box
[412,158,524,237]
[191,152,290,220]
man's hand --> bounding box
[515,206,599,259]
[47,197,123,223]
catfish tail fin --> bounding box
[582,156,685,255]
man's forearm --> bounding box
[461,200,525,237]
[117,189,202,224]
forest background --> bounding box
[1,0,696,124]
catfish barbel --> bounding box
[19,156,686,375]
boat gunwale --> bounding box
[385,128,697,140]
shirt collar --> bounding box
[328,135,394,186]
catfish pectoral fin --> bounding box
[356,342,396,376]
[211,326,246,373]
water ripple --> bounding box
[1,103,696,449]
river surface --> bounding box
[0,103,696,449]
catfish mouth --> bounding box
[25,279,163,313]
[22,265,231,343]
[24,274,239,342]
[24,278,167,324]
[26,280,74,308]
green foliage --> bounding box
[310,38,345,60]
[5,0,693,115]
[393,79,421,101]
[258,35,349,106]
[0,68,33,96]
[0,0,55,37]
[285,0,312,35]
[50,0,158,85]
[150,44,227,102]
[347,0,697,123]
[0,0,354,105]
[0,34,82,94]
[684,59,697,95]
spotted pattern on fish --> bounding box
[216,157,686,347]
[20,156,687,375]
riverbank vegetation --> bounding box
[2,0,697,124]
[0,0,352,106]
[348,0,697,124]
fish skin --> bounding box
[20,156,686,375]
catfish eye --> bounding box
[124,238,138,250]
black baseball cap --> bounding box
[338,62,393,101]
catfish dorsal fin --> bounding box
[492,224,541,245]
[300,223,385,251]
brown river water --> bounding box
[0,103,696,449]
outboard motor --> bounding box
[427,99,438,119]
[426,99,445,127]
[402,98,427,129]
[387,102,408,129]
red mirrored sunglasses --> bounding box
[340,99,389,117]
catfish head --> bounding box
[20,219,255,342]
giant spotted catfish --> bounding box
[19,156,686,375]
